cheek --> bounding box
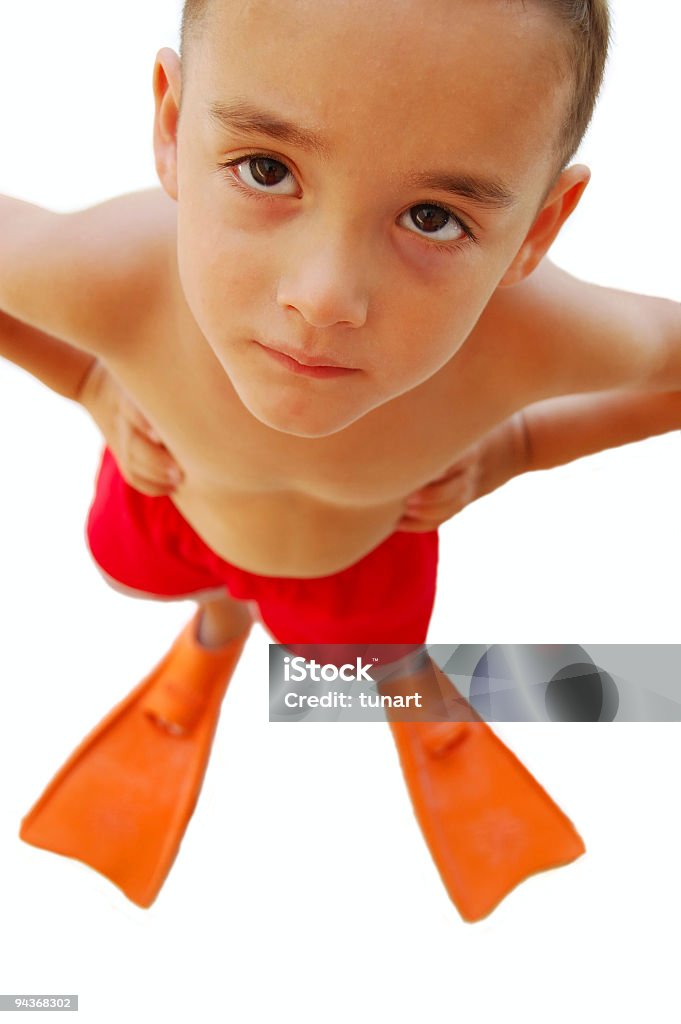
[177,210,275,328]
[379,289,473,383]
[391,336,462,389]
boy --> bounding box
[1,0,680,919]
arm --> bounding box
[401,262,681,530]
[0,282,184,496]
[0,189,183,493]
[521,389,681,471]
[0,312,184,496]
[398,390,681,531]
[0,309,96,401]
[0,189,171,356]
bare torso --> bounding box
[103,200,538,578]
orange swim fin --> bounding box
[390,718,586,922]
[20,612,250,908]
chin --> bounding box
[234,381,367,438]
[247,401,360,439]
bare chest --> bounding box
[100,288,531,576]
[106,324,512,507]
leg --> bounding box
[20,447,257,905]
[196,592,254,648]
[377,650,483,724]
[92,557,254,648]
[254,528,585,922]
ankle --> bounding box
[196,601,252,649]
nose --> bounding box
[276,230,370,329]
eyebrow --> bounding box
[404,171,517,210]
[208,99,518,210]
[209,99,332,159]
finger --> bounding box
[395,516,444,533]
[420,456,477,486]
[120,454,180,492]
[119,472,176,497]
[113,435,179,492]
[405,494,469,517]
[407,476,474,507]
[129,428,184,485]
[121,402,165,445]
[427,464,471,485]
[405,473,471,506]
[402,494,471,522]
[409,467,468,492]
[130,459,182,490]
[398,507,455,527]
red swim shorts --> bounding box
[85,447,439,647]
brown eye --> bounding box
[249,157,289,187]
[398,202,466,243]
[230,155,299,195]
[410,204,450,233]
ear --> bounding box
[152,48,183,201]
[499,164,591,287]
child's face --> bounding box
[156,0,585,438]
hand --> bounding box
[396,412,530,532]
[77,361,184,497]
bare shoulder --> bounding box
[473,260,672,403]
[0,187,177,356]
[56,188,178,352]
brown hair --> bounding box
[180,0,610,168]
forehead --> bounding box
[188,0,569,189]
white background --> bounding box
[0,2,680,1022]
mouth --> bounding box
[254,340,360,379]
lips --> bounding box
[260,341,354,368]
[254,340,360,378]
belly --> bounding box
[171,483,407,578]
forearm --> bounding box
[522,390,681,472]
[0,309,95,401]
